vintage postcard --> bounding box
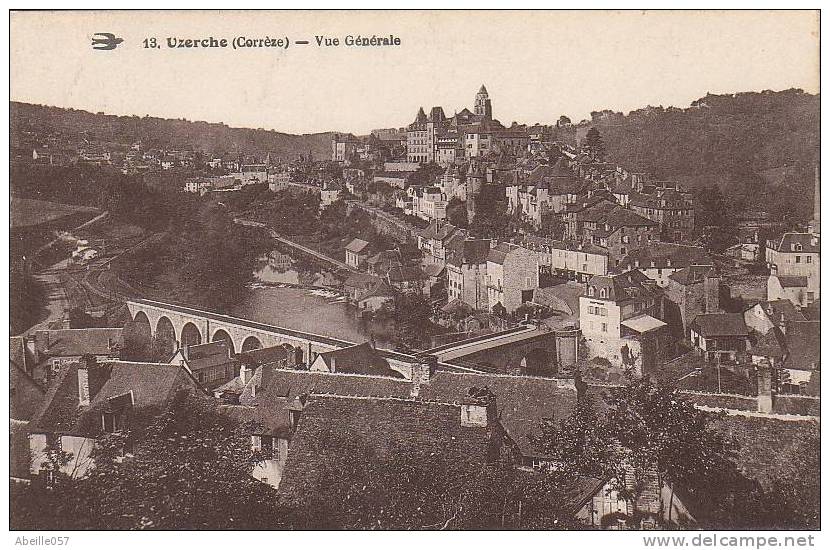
[7,8,822,541]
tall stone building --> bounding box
[474,84,493,120]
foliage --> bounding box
[11,393,284,530]
[446,197,469,229]
[531,378,751,526]
[468,185,511,239]
[584,127,606,161]
[10,268,46,335]
[579,90,819,228]
[392,292,437,351]
[694,185,739,252]
[282,432,579,530]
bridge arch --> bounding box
[155,316,177,357]
[130,311,152,342]
[241,335,263,353]
[180,322,202,347]
[212,329,235,355]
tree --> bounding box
[447,197,469,228]
[282,430,579,530]
[11,393,285,530]
[584,127,606,161]
[531,377,748,528]
[539,211,565,239]
[556,115,572,128]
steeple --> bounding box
[474,85,492,120]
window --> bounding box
[601,323,608,333]
[620,247,627,256]
[807,256,813,263]
[102,412,122,433]
[795,256,801,263]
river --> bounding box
[228,246,396,348]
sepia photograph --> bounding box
[5,7,823,542]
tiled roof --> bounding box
[690,313,749,337]
[668,265,717,286]
[585,269,658,303]
[314,343,406,378]
[768,232,820,253]
[30,361,198,436]
[618,243,712,271]
[237,343,292,367]
[420,372,578,457]
[774,275,808,288]
[783,321,820,371]
[278,395,494,499]
[447,238,491,267]
[712,416,818,492]
[487,242,519,265]
[33,328,123,358]
[418,220,460,241]
[345,238,370,254]
[745,300,806,328]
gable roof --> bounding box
[30,361,198,436]
[33,328,123,358]
[278,395,495,498]
[419,372,578,458]
[314,343,406,378]
[345,238,370,254]
[618,243,713,271]
[774,275,808,289]
[668,265,717,286]
[783,321,820,371]
[767,232,820,254]
[690,313,749,337]
[585,269,658,303]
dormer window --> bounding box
[599,288,607,298]
[587,286,595,297]
[794,243,803,252]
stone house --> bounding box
[765,232,820,307]
[689,313,750,363]
[579,270,666,375]
[27,361,200,481]
[23,328,124,385]
[168,340,237,389]
[486,243,539,314]
[662,265,720,339]
[344,238,370,269]
[616,243,712,288]
[446,238,490,311]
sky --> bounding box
[10,10,820,135]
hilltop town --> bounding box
[10,86,820,531]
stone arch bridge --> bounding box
[126,298,580,379]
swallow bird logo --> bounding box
[91,33,124,51]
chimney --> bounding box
[240,364,253,386]
[329,356,336,373]
[460,386,497,428]
[756,360,774,414]
[77,364,90,407]
[24,336,37,366]
[410,355,436,397]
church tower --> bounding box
[474,85,492,120]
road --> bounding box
[234,218,359,273]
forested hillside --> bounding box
[558,89,820,224]
[10,102,335,160]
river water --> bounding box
[228,246,396,347]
